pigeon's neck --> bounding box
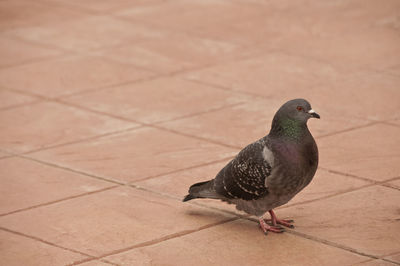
[270,117,308,141]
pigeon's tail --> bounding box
[183,180,219,202]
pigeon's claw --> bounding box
[265,218,294,228]
[267,210,295,228]
[258,218,285,234]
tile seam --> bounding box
[16,154,126,185]
[0,185,119,217]
[68,217,239,265]
[0,226,95,259]
[21,125,142,155]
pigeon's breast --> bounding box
[269,140,316,196]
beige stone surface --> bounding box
[0,101,137,153]
[0,89,39,110]
[0,0,85,31]
[384,252,400,264]
[0,230,87,266]
[318,123,400,181]
[356,259,398,266]
[105,219,366,266]
[159,98,370,147]
[0,0,399,265]
[275,185,400,257]
[63,77,249,124]
[6,16,168,53]
[30,127,237,183]
[0,36,61,68]
[0,55,154,98]
[0,187,234,256]
[0,157,113,215]
[385,179,400,190]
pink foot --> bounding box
[258,218,285,234]
[265,210,295,228]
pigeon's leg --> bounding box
[258,217,285,234]
[265,210,295,228]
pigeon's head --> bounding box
[270,99,320,138]
[276,98,320,123]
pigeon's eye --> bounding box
[296,106,303,111]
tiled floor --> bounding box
[1,0,399,265]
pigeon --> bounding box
[183,99,320,234]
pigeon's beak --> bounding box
[308,109,320,119]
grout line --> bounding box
[278,183,376,210]
[381,120,400,128]
[381,183,400,192]
[0,99,43,112]
[0,227,95,259]
[183,77,270,99]
[69,217,239,265]
[129,155,235,184]
[243,216,381,260]
[54,62,218,100]
[150,123,241,149]
[319,167,400,186]
[16,154,126,185]
[152,101,245,125]
[55,98,243,150]
[0,186,119,217]
[318,167,378,183]
[315,121,379,139]
[382,258,400,265]
[278,174,400,210]
[21,125,142,155]
[2,34,74,55]
[0,53,68,70]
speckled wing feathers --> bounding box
[214,139,271,200]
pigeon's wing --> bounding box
[214,139,272,200]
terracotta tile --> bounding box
[0,151,10,159]
[134,160,242,214]
[189,67,400,121]
[0,157,113,215]
[0,101,136,153]
[0,230,87,266]
[115,0,264,34]
[160,98,369,148]
[30,127,237,183]
[94,32,247,74]
[356,259,398,266]
[46,0,165,13]
[77,260,113,266]
[0,187,234,256]
[63,77,248,124]
[134,162,370,215]
[386,65,400,77]
[0,89,39,110]
[6,16,169,52]
[278,28,400,72]
[291,71,400,121]
[105,219,366,265]
[191,0,396,49]
[192,1,363,46]
[385,179,400,190]
[384,253,400,264]
[389,119,400,126]
[318,123,400,181]
[276,185,400,257]
[0,55,154,98]
[183,51,353,98]
[0,0,85,31]
[0,37,62,68]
